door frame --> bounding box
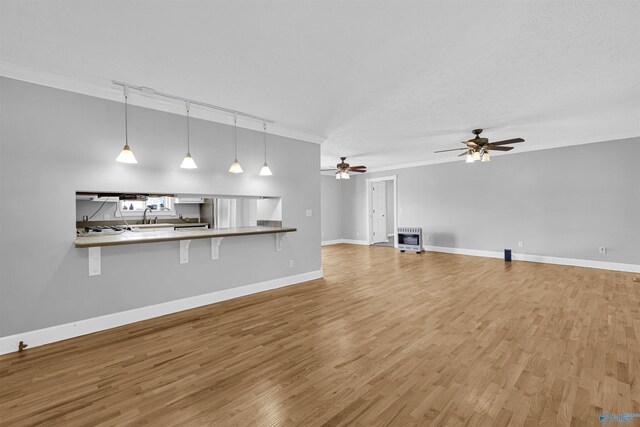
[365,175,398,247]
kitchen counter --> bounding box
[75,226,297,248]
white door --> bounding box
[371,181,387,243]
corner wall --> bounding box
[321,176,343,242]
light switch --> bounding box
[306,209,312,217]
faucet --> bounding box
[143,207,152,224]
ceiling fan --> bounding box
[321,157,367,179]
[435,129,524,163]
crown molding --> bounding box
[0,61,326,145]
[356,135,640,175]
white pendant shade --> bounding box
[229,160,243,173]
[116,144,137,163]
[259,163,273,176]
[472,150,481,161]
[481,151,491,162]
[180,153,197,169]
[465,153,475,163]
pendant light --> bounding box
[180,101,197,169]
[259,121,273,176]
[228,113,243,173]
[481,150,491,162]
[116,85,138,163]
[472,150,481,161]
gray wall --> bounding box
[339,138,640,265]
[385,180,394,235]
[0,77,321,337]
[321,175,342,241]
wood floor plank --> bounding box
[1,244,639,426]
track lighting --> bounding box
[228,114,243,174]
[180,102,197,169]
[112,81,277,173]
[116,85,138,164]
[259,121,273,176]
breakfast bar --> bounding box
[77,226,297,276]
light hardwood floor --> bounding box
[1,245,639,426]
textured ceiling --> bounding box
[1,1,639,171]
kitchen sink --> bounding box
[128,223,175,232]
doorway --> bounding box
[366,175,398,248]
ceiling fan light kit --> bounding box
[112,81,274,175]
[435,129,524,164]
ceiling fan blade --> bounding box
[458,151,469,157]
[435,148,468,153]
[350,170,366,173]
[490,138,524,146]
[463,141,479,148]
[485,145,514,151]
[321,168,338,171]
[348,166,366,169]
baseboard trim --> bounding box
[423,245,640,273]
[341,239,370,245]
[321,239,369,246]
[321,239,344,246]
[0,269,324,356]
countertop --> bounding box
[75,226,297,248]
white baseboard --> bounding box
[321,239,344,246]
[0,269,323,356]
[423,245,640,273]
[321,239,370,246]
[341,239,369,245]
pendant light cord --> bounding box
[263,121,267,162]
[124,92,128,145]
[186,102,190,153]
[234,113,238,159]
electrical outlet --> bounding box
[518,241,524,248]
[599,247,607,254]
[425,234,430,241]
[289,259,294,268]
[306,209,312,217]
